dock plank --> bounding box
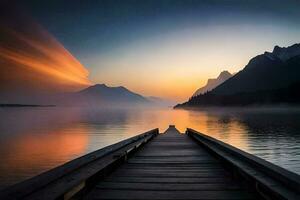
[87,190,255,200]
[102,176,234,184]
[95,182,243,191]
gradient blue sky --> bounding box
[19,0,300,101]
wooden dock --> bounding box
[1,126,299,200]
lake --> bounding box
[0,106,299,190]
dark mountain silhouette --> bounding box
[69,84,149,106]
[271,44,300,61]
[212,43,300,95]
[175,43,300,108]
[193,71,232,96]
[175,82,300,107]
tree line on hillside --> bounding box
[175,82,300,108]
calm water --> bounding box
[0,106,300,189]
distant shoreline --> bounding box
[173,104,300,112]
[0,104,56,107]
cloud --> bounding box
[0,3,92,103]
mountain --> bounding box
[147,96,176,107]
[193,71,232,96]
[271,43,300,61]
[212,43,300,95]
[175,43,300,107]
[78,84,147,102]
[62,84,149,106]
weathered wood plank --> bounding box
[95,182,243,191]
[121,163,224,168]
[86,189,256,199]
[120,164,223,168]
[128,160,219,164]
[102,176,233,183]
[110,170,229,178]
[115,168,227,173]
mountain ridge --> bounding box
[176,43,300,107]
[70,84,149,106]
[212,44,300,95]
[193,71,232,96]
[269,43,300,61]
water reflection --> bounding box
[0,107,299,189]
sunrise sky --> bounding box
[2,0,300,102]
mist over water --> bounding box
[0,106,299,189]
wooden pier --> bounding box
[1,126,299,200]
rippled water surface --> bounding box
[0,107,299,189]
